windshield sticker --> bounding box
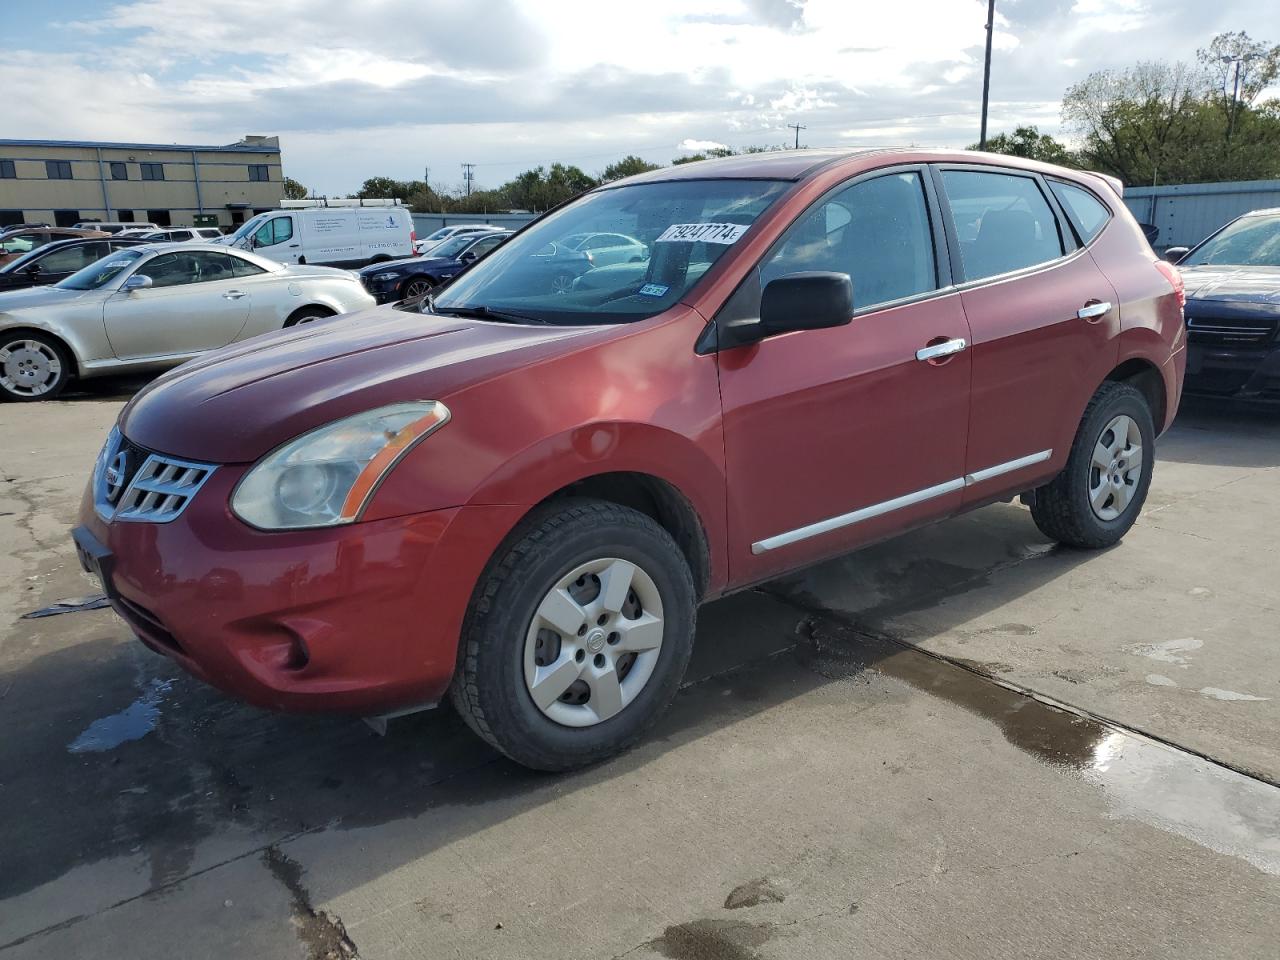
[638,283,669,297]
[654,222,749,245]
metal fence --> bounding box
[1122,179,1280,250]
[412,212,537,236]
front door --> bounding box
[104,251,252,359]
[251,215,300,263]
[934,166,1120,501]
[717,167,973,583]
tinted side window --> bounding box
[941,170,1065,281]
[39,242,106,273]
[761,171,938,310]
[136,253,194,288]
[229,254,267,278]
[1049,181,1111,244]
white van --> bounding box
[220,205,415,267]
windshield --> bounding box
[56,249,145,290]
[1183,214,1280,267]
[424,228,452,242]
[433,178,790,325]
[431,234,482,259]
[226,214,268,244]
[0,246,44,273]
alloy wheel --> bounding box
[1089,414,1143,521]
[0,339,62,398]
[404,279,433,300]
[523,557,665,727]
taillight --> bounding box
[1154,260,1185,309]
[410,229,418,255]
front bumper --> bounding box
[359,276,401,305]
[75,462,527,714]
[1184,342,1280,402]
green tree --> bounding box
[600,155,661,182]
[281,176,310,200]
[971,125,1075,166]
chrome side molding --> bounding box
[751,449,1053,555]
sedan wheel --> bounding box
[524,557,665,727]
[1088,414,1143,521]
[0,335,70,401]
[402,278,434,302]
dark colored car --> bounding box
[358,231,511,303]
[0,236,147,292]
[0,227,109,266]
[74,148,1184,771]
[1167,209,1280,402]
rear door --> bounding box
[103,251,252,359]
[717,166,973,582]
[933,165,1120,502]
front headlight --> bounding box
[372,272,399,282]
[230,401,450,530]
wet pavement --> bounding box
[1,393,1277,959]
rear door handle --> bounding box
[916,338,967,362]
[1077,300,1112,321]
[222,290,246,300]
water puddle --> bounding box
[67,679,173,754]
[793,614,1280,876]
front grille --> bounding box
[1185,315,1279,346]
[93,427,217,523]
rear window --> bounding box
[1049,181,1111,244]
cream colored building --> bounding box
[0,135,284,230]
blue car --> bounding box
[358,231,510,304]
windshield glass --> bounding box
[424,228,452,242]
[56,249,145,290]
[1183,214,1280,267]
[0,246,44,273]
[431,234,481,259]
[433,178,790,324]
[226,214,268,244]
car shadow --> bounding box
[0,500,1107,935]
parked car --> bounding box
[0,243,374,400]
[0,227,108,266]
[72,148,1184,770]
[0,222,51,234]
[359,230,510,303]
[1165,207,1280,401]
[414,224,495,256]
[219,206,416,267]
[74,221,159,235]
[129,227,225,243]
[0,236,148,292]
[558,232,649,267]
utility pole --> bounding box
[1221,54,1257,142]
[787,123,806,149]
[979,0,996,149]
[423,166,430,192]
[461,163,475,197]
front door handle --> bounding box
[1077,300,1112,321]
[222,290,246,300]
[916,338,967,362]
[288,243,301,248]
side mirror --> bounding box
[459,250,476,263]
[1163,246,1189,264]
[24,263,40,276]
[123,274,153,292]
[759,272,854,336]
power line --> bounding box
[787,123,806,149]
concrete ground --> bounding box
[1,385,1277,959]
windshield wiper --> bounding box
[430,303,549,325]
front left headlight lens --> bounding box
[231,401,450,530]
[372,272,399,282]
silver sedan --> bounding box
[0,243,375,401]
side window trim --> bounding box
[928,162,1080,288]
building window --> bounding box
[0,210,23,227]
[0,160,15,179]
[248,164,270,182]
[109,162,128,180]
[116,209,135,222]
[54,210,80,227]
[46,160,74,180]
[147,209,172,227]
[140,163,165,181]
[230,210,246,225]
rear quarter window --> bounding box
[1049,180,1112,244]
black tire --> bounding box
[0,331,72,402]
[1030,381,1155,549]
[399,276,435,302]
[283,306,333,328]
[450,498,696,771]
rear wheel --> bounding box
[451,499,696,771]
[0,332,71,402]
[1030,381,1154,548]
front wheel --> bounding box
[0,332,71,402]
[451,499,696,771]
[400,277,434,302]
[1030,381,1155,549]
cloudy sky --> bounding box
[2,0,1276,195]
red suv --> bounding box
[73,149,1186,770]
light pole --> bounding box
[979,0,995,149]
[1221,54,1257,141]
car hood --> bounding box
[0,284,97,314]
[1180,265,1280,304]
[119,306,608,463]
